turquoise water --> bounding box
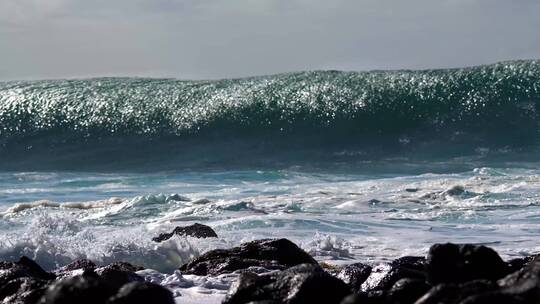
[1,164,539,273]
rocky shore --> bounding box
[1,224,538,303]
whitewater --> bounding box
[1,60,540,303]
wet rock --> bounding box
[167,194,190,202]
[444,185,466,196]
[192,198,211,205]
[0,257,56,286]
[388,278,430,304]
[38,272,115,304]
[339,291,387,304]
[415,280,498,304]
[95,263,144,291]
[319,262,342,275]
[0,277,48,304]
[180,238,317,276]
[108,281,175,304]
[496,256,540,303]
[426,243,509,285]
[337,263,372,291]
[458,292,527,304]
[152,223,218,242]
[369,257,426,291]
[506,254,539,274]
[104,262,144,272]
[391,256,425,272]
[56,259,96,274]
[224,264,350,304]
[341,278,430,304]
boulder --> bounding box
[506,254,539,274]
[339,291,387,304]
[0,277,48,304]
[0,257,56,286]
[95,263,144,291]
[152,223,218,242]
[179,239,317,276]
[38,272,115,304]
[387,278,430,304]
[223,264,351,304]
[337,263,372,291]
[426,243,509,285]
[495,256,540,303]
[363,256,426,291]
[415,280,498,304]
[108,281,175,304]
[55,259,96,276]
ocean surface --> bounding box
[1,60,540,302]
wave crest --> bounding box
[1,60,539,169]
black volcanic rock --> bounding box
[38,272,115,304]
[223,264,350,304]
[426,243,509,285]
[179,238,317,276]
[340,291,388,304]
[378,256,426,291]
[94,263,144,291]
[56,259,97,275]
[152,223,218,242]
[416,256,540,304]
[390,256,425,272]
[0,277,48,304]
[104,262,144,272]
[108,282,175,304]
[415,280,498,304]
[337,263,372,291]
[506,254,540,274]
[362,256,426,292]
[495,256,540,303]
[341,279,430,304]
[388,278,430,303]
[0,241,537,304]
[0,257,56,287]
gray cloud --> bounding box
[1,0,539,81]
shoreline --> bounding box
[1,228,538,304]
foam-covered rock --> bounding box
[152,223,218,242]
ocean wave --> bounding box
[0,198,124,216]
[0,60,538,142]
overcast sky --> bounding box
[1,0,539,81]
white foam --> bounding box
[303,233,353,259]
[1,167,540,300]
[0,198,124,216]
[136,269,236,304]
[0,213,206,272]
